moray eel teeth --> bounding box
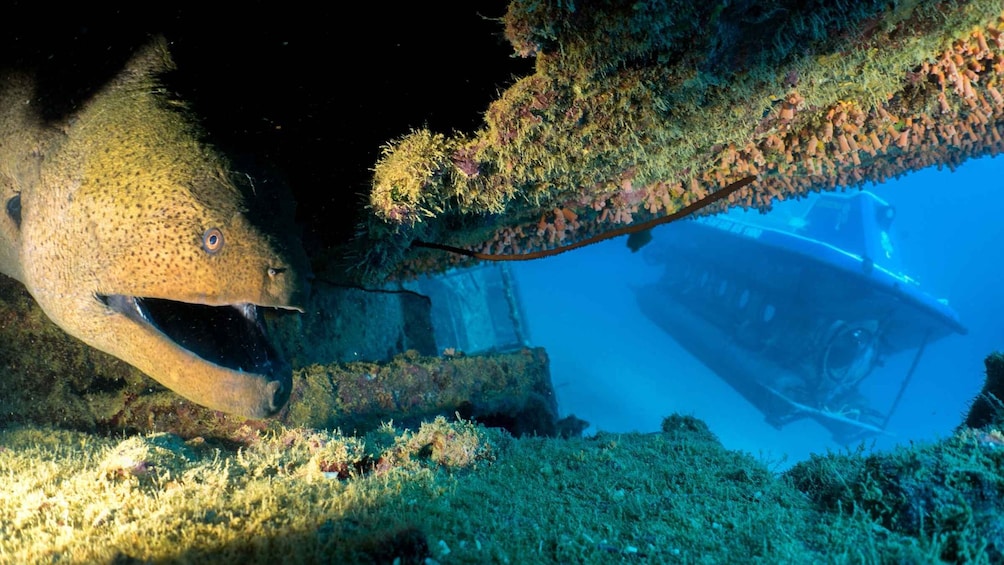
[96,295,285,377]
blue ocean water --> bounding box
[515,155,1004,466]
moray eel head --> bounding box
[15,38,310,418]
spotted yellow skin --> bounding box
[0,39,308,418]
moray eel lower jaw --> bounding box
[87,292,300,419]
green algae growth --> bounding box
[3,412,1004,564]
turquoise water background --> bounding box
[515,155,1003,467]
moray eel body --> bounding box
[0,38,309,418]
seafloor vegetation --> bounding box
[3,359,1004,565]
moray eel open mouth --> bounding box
[96,294,293,412]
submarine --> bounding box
[635,190,966,444]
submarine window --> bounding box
[762,304,776,323]
[822,326,877,388]
[738,289,750,309]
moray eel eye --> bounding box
[202,227,224,254]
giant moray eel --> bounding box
[0,38,309,418]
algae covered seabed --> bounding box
[3,398,1004,564]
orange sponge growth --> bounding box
[361,1,1004,280]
